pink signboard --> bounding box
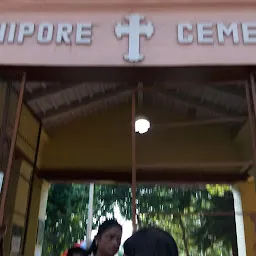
[0,9,256,66]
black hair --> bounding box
[67,247,88,256]
[76,219,122,256]
[123,227,178,256]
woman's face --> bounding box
[97,226,122,256]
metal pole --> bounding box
[246,78,256,188]
[131,91,137,233]
[153,117,247,129]
[250,73,256,122]
[86,183,94,246]
[0,73,26,226]
[22,121,42,254]
[0,83,11,171]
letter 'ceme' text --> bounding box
[178,22,256,44]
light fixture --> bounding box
[135,116,150,134]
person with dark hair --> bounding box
[67,247,88,256]
[67,219,122,256]
[123,227,179,256]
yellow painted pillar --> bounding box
[2,158,22,256]
[35,181,50,256]
[237,179,256,256]
[23,176,42,256]
[2,159,34,256]
[23,177,50,256]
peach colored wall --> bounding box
[3,0,256,8]
[2,8,256,66]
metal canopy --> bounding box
[1,66,247,131]
[24,81,246,130]
[0,66,252,185]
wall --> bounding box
[234,121,256,178]
[237,180,256,256]
[2,0,253,8]
[3,159,34,256]
[234,122,252,161]
[23,177,49,256]
[0,82,49,166]
[34,181,50,256]
[41,103,242,171]
[13,161,32,227]
[0,82,49,255]
[3,159,21,256]
[234,122,256,255]
[16,98,48,167]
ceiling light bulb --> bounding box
[135,117,150,134]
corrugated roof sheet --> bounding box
[19,81,247,130]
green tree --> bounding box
[114,184,236,256]
[43,184,123,256]
[42,184,90,255]
[191,191,237,256]
[43,184,237,256]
